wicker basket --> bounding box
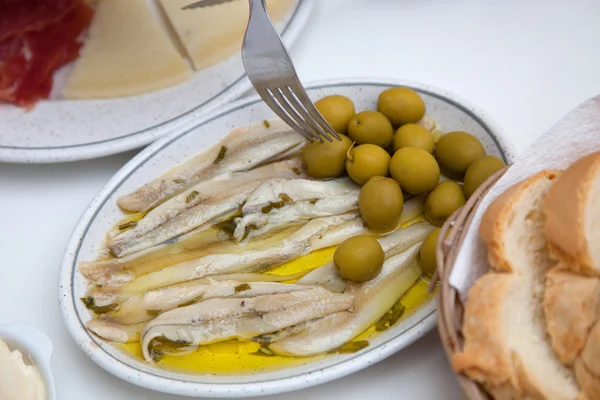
[431,166,509,400]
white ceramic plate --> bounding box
[59,78,516,398]
[0,0,313,164]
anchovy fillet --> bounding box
[87,319,146,343]
[296,221,434,293]
[269,244,423,356]
[113,276,316,325]
[140,287,354,362]
[88,214,359,306]
[109,158,307,257]
[117,119,304,213]
[81,224,300,287]
[233,178,359,243]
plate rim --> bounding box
[0,0,315,164]
[58,77,516,397]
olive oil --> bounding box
[355,278,437,341]
[120,339,321,375]
[119,245,436,375]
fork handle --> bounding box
[246,0,277,59]
[249,0,268,12]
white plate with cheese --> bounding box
[0,0,313,164]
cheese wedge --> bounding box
[63,0,192,99]
[159,0,296,71]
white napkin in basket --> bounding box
[450,95,600,301]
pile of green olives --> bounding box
[300,88,506,279]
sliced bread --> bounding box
[543,267,600,365]
[479,170,560,277]
[543,151,600,275]
[453,170,580,400]
[541,152,600,400]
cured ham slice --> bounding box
[0,0,77,41]
[0,0,93,108]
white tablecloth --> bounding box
[2,0,600,398]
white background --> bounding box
[2,0,600,399]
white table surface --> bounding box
[2,0,600,399]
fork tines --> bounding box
[259,85,340,143]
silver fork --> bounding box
[183,0,340,142]
[241,0,340,142]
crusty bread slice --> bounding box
[479,170,561,277]
[452,273,516,388]
[543,151,600,275]
[543,267,600,365]
[575,358,600,400]
[540,152,600,400]
[574,321,600,399]
[453,170,580,400]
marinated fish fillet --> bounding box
[88,214,358,306]
[113,275,315,325]
[86,319,146,343]
[307,195,426,250]
[240,178,358,214]
[84,195,424,288]
[109,185,245,258]
[81,224,301,287]
[141,287,354,362]
[109,158,307,257]
[233,178,360,242]
[81,226,224,286]
[297,222,434,293]
[269,244,423,356]
[117,119,304,213]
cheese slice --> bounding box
[159,0,296,71]
[63,0,192,99]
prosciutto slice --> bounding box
[0,0,93,107]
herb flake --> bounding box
[118,220,137,230]
[279,193,293,203]
[261,201,285,214]
[234,283,251,293]
[81,297,118,315]
[375,301,406,332]
[146,309,161,316]
[212,208,243,238]
[213,145,227,164]
[185,190,199,204]
[149,346,164,362]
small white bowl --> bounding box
[0,322,56,400]
[59,78,516,398]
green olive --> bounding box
[346,144,391,185]
[377,87,426,126]
[424,181,466,226]
[359,176,404,230]
[315,95,356,134]
[347,111,394,148]
[302,134,352,178]
[463,156,506,199]
[420,228,441,276]
[389,147,440,195]
[334,235,384,282]
[393,123,435,153]
[434,132,486,179]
